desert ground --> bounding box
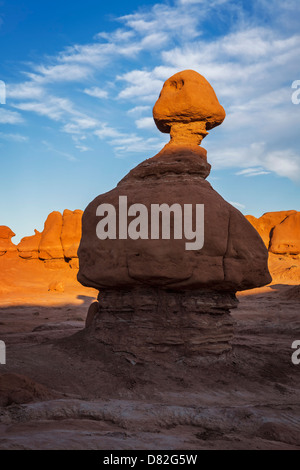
[0,252,300,450]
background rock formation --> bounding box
[269,212,300,255]
[245,211,298,251]
[17,230,41,259]
[61,209,83,260]
[7,209,84,266]
[0,226,16,256]
[38,211,64,260]
[1,208,299,277]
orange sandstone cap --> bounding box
[153,69,225,134]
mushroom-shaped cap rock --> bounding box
[153,70,225,134]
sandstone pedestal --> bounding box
[86,289,237,360]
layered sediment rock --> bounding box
[87,289,237,358]
[78,70,271,359]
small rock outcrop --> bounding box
[269,212,300,255]
[0,226,16,256]
[17,229,41,259]
[48,280,65,292]
[0,373,58,407]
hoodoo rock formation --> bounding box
[77,70,272,360]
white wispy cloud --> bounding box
[120,1,204,40]
[127,105,151,115]
[62,115,99,136]
[3,0,300,180]
[111,135,166,156]
[264,150,300,181]
[0,108,24,124]
[235,168,270,177]
[140,31,169,49]
[135,117,156,130]
[210,142,300,181]
[94,125,123,139]
[29,63,92,83]
[57,38,141,65]
[71,135,91,152]
[0,132,28,142]
[12,96,80,121]
[6,82,44,100]
[42,140,77,161]
[178,0,228,4]
[117,70,164,101]
[83,87,108,99]
[95,29,135,42]
[229,201,246,210]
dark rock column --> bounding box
[86,289,237,360]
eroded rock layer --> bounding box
[85,289,237,359]
[78,149,271,292]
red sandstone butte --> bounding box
[17,229,42,259]
[245,210,297,248]
[38,211,64,260]
[61,209,83,259]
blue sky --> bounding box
[0,0,299,242]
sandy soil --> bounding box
[0,256,300,449]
